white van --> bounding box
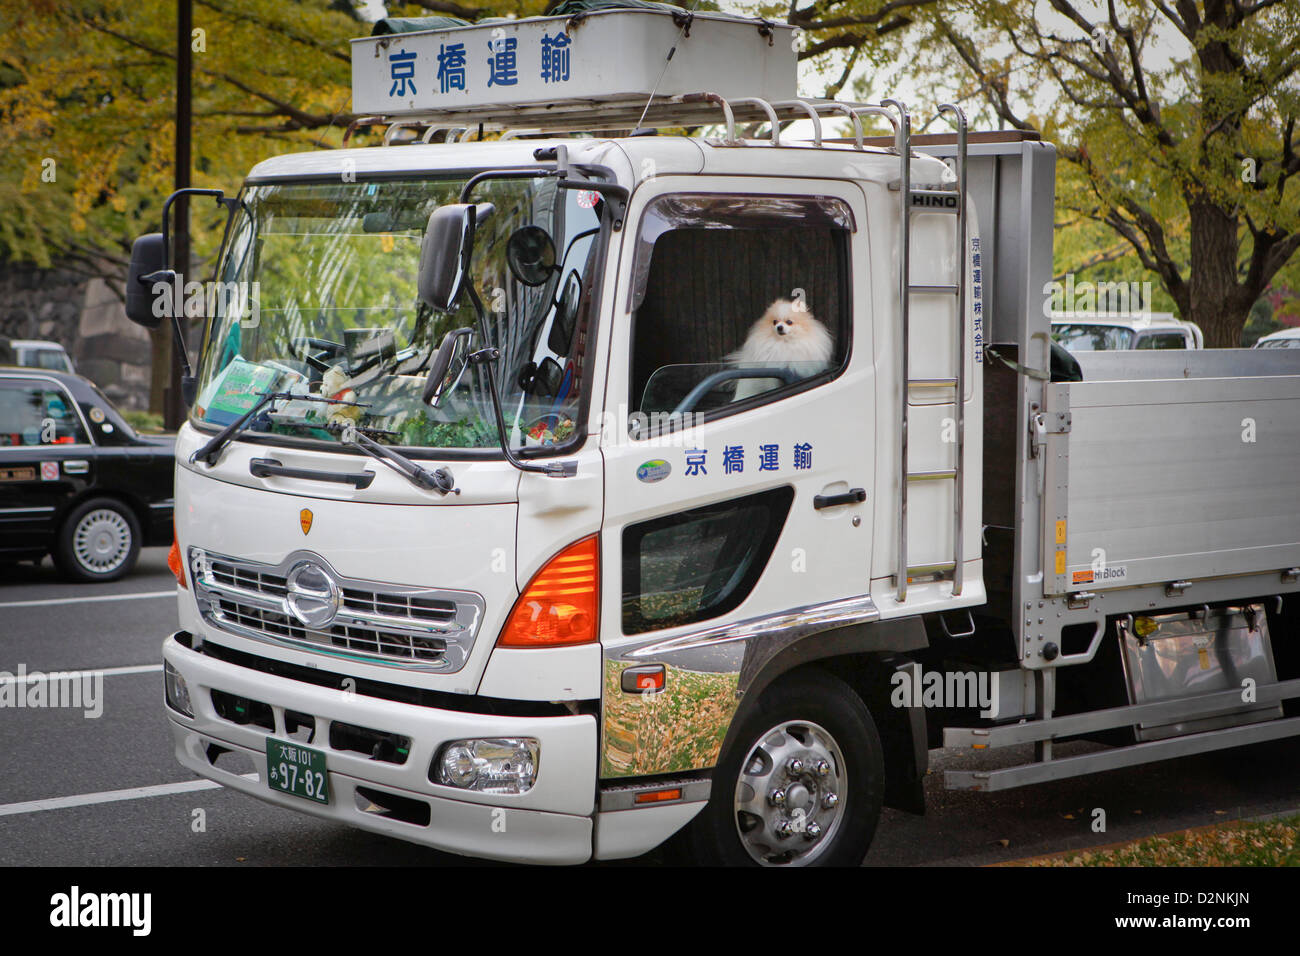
[1051,312,1203,351]
[7,339,76,373]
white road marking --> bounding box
[0,775,258,818]
[0,663,163,686]
[0,590,175,609]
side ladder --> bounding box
[890,102,969,602]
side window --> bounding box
[622,486,794,635]
[1137,332,1187,350]
[628,195,852,435]
[0,381,88,447]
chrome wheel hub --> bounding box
[73,509,131,573]
[733,719,846,865]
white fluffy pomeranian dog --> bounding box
[726,298,834,400]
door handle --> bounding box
[249,458,375,489]
[62,460,90,475]
[813,488,866,509]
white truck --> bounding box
[126,9,1300,866]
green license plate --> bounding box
[266,738,330,805]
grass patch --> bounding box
[123,410,166,433]
[1027,814,1300,866]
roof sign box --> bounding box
[351,9,797,119]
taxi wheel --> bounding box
[55,497,141,583]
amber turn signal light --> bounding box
[498,535,599,648]
[167,528,187,589]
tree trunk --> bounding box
[1184,196,1253,348]
[149,328,171,416]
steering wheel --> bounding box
[670,366,803,416]
[290,336,345,375]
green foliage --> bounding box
[122,409,165,432]
[400,413,497,448]
[0,0,363,285]
[850,1,1300,345]
[1241,295,1280,347]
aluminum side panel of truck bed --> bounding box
[1042,370,1300,594]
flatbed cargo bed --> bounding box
[1040,350,1300,596]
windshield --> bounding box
[195,175,604,452]
[1051,323,1136,351]
[19,348,72,372]
[1258,335,1300,349]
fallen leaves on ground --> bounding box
[1026,815,1300,866]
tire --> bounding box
[679,668,884,866]
[55,497,141,583]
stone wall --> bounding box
[75,277,153,410]
[0,263,152,410]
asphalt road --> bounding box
[2,549,1298,867]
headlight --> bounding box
[433,738,539,795]
[164,660,193,717]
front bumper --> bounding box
[163,631,596,864]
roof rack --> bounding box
[344,92,918,150]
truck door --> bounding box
[599,178,875,651]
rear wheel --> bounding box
[680,669,884,866]
[55,497,141,582]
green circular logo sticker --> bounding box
[636,459,671,483]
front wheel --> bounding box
[680,669,884,866]
[55,497,141,582]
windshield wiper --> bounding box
[190,391,368,466]
[328,423,455,495]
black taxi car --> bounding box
[0,367,174,581]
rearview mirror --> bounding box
[531,357,564,398]
[505,226,557,287]
[422,327,475,407]
[125,233,170,329]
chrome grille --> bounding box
[192,550,483,673]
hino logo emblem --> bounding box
[285,559,341,629]
[911,192,958,209]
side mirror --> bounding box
[418,204,477,311]
[125,233,170,329]
[422,327,475,407]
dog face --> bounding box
[766,299,801,337]
[726,298,835,400]
[740,299,833,361]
